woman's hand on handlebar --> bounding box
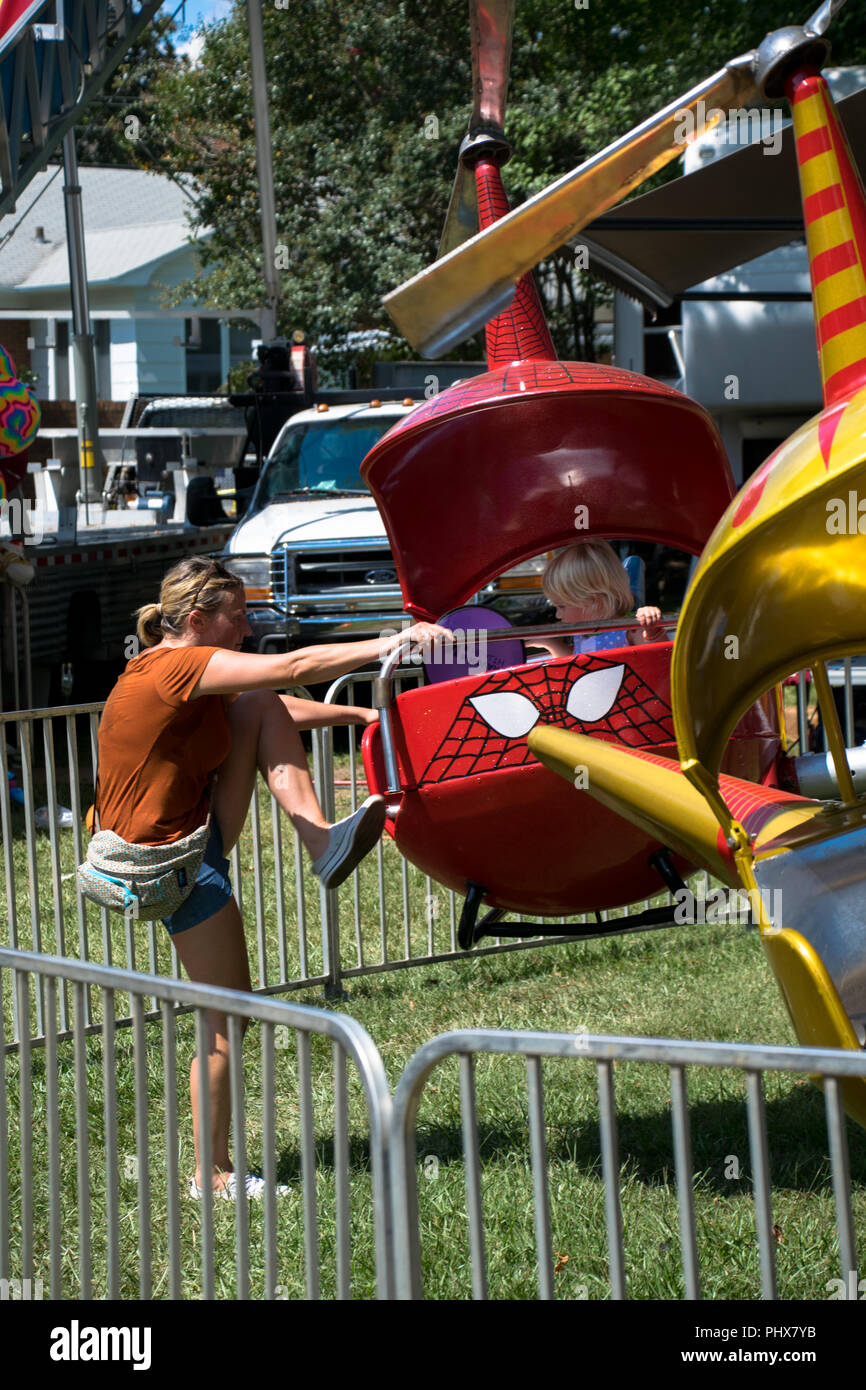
[384,622,457,655]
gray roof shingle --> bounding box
[0,165,207,289]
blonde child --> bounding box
[533,539,668,659]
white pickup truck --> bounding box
[222,395,547,651]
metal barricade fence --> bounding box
[0,946,394,1300]
[5,947,866,1301]
[390,1029,866,1300]
[2,657,864,1043]
[0,693,335,1042]
[785,659,866,754]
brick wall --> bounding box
[28,400,128,464]
[0,322,32,374]
[37,400,126,428]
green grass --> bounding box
[335,923,856,1300]
[1,742,861,1301]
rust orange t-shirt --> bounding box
[96,644,231,844]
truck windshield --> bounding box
[256,418,394,502]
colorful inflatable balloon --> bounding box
[0,345,39,583]
[0,344,40,466]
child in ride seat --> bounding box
[532,539,668,659]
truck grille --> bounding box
[270,545,399,602]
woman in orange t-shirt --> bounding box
[97,555,448,1201]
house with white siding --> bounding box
[0,164,256,404]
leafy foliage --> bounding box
[86,0,866,378]
[72,18,182,167]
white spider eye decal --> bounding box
[566,665,625,723]
[469,691,540,739]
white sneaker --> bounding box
[311,795,387,889]
[35,805,74,829]
[188,1173,291,1201]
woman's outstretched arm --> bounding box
[192,623,452,698]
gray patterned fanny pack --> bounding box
[77,776,216,921]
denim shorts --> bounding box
[161,821,233,935]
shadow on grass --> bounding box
[291,1086,860,1198]
[29,1034,863,1199]
[554,1086,859,1194]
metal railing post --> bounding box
[312,723,343,998]
[0,946,393,1301]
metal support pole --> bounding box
[246,0,281,341]
[62,131,102,505]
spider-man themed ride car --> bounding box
[359,353,783,946]
[355,1,783,945]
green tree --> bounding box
[138,0,866,378]
[72,17,182,167]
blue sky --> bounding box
[159,0,233,55]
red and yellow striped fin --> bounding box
[787,68,866,407]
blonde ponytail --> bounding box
[135,602,164,648]
[134,558,242,651]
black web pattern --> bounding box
[420,655,675,785]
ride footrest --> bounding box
[457,848,689,950]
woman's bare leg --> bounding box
[215,690,331,857]
[172,896,251,1190]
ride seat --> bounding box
[424,605,526,684]
[622,553,646,608]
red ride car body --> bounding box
[359,360,782,917]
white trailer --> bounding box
[0,399,245,708]
[611,67,866,487]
